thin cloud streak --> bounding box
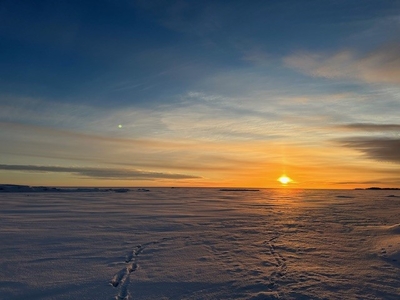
[285,42,400,85]
[0,164,200,180]
[336,123,400,132]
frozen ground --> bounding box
[1,188,400,299]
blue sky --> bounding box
[1,0,400,187]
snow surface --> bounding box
[1,188,400,299]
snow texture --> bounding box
[1,188,400,299]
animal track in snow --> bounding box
[263,235,287,289]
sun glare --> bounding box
[278,175,292,185]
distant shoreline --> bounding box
[219,189,260,192]
[0,184,134,193]
[1,184,399,193]
[355,187,400,190]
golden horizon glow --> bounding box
[2,122,399,190]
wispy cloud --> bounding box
[284,42,400,84]
[336,123,400,132]
[0,95,164,137]
[0,120,277,174]
[338,137,400,164]
[0,164,200,180]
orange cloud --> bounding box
[285,42,400,85]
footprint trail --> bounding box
[110,239,169,299]
[110,244,143,299]
[263,234,287,290]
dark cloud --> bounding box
[337,123,400,131]
[0,164,200,180]
[339,137,400,164]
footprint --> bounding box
[125,252,134,263]
[125,245,143,262]
[134,245,143,256]
[116,275,131,300]
[127,262,137,273]
[111,268,128,288]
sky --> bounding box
[1,0,400,188]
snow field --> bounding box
[1,188,400,299]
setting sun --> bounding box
[278,175,292,185]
